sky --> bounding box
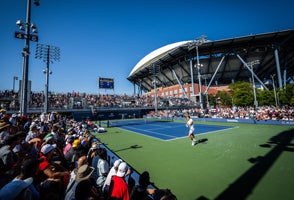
[0,0,293,95]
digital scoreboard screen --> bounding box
[99,77,114,89]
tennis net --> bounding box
[106,116,173,127]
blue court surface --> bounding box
[115,121,236,141]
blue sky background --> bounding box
[0,0,293,95]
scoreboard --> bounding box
[99,77,114,89]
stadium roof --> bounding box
[127,29,294,93]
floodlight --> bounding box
[31,23,37,29]
[16,20,23,26]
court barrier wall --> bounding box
[191,117,294,126]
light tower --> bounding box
[14,0,40,116]
[35,44,60,113]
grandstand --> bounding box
[127,29,294,104]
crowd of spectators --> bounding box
[0,110,177,200]
[1,90,293,121]
[0,90,195,111]
[178,105,294,121]
[146,105,294,121]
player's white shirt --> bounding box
[187,118,194,133]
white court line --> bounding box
[164,126,239,141]
[119,124,239,141]
[123,126,175,139]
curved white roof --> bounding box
[129,41,191,77]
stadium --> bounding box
[1,29,294,200]
[127,29,294,103]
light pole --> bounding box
[196,61,203,109]
[149,64,160,112]
[14,0,40,116]
[35,44,60,113]
[190,35,206,109]
[12,76,18,92]
[42,69,52,113]
[271,74,278,107]
[203,74,209,108]
[247,60,260,108]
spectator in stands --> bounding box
[159,189,177,200]
[8,114,17,126]
[12,131,27,160]
[0,120,11,146]
[70,138,87,167]
[64,135,74,156]
[0,134,20,189]
[96,148,109,192]
[63,135,75,168]
[25,122,39,142]
[0,109,6,119]
[23,117,32,133]
[65,155,88,199]
[0,174,34,200]
[87,141,100,167]
[39,121,49,137]
[130,171,155,200]
[108,162,130,200]
[102,158,122,194]
[50,123,59,142]
[65,163,96,200]
[36,143,69,195]
[26,137,42,157]
[75,179,101,200]
[0,156,41,200]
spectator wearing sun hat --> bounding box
[64,164,95,200]
[0,109,6,119]
[109,162,130,200]
[25,122,39,143]
[9,114,17,126]
[0,120,11,145]
[87,141,100,166]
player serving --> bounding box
[185,115,197,146]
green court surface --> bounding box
[93,121,294,200]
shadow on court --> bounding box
[114,144,142,152]
[194,128,294,200]
[196,138,208,145]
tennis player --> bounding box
[185,115,197,146]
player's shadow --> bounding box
[196,138,208,144]
[115,144,142,152]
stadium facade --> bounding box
[127,29,294,103]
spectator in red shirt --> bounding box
[109,162,130,200]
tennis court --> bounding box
[109,119,237,140]
[95,120,294,200]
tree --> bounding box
[229,82,253,106]
[215,90,232,107]
[258,89,274,106]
